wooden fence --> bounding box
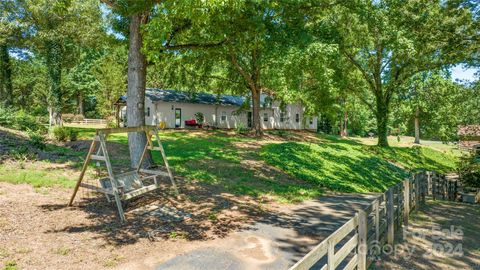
[72,118,107,125]
[289,171,459,270]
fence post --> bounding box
[442,175,446,200]
[374,199,380,243]
[387,188,394,245]
[447,179,451,201]
[357,210,367,270]
[327,238,334,270]
[439,175,443,200]
[397,185,403,228]
[403,179,410,227]
[424,174,427,202]
[420,173,426,203]
[432,172,437,200]
[453,180,458,201]
[427,171,432,196]
[409,177,414,210]
[414,175,420,207]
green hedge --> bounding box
[0,106,46,133]
[52,126,78,142]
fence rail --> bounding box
[289,171,459,270]
[71,118,107,125]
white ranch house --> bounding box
[117,89,317,130]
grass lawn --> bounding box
[0,125,461,202]
[356,135,462,156]
[0,161,76,189]
[261,136,457,193]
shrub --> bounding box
[36,115,49,125]
[0,106,45,132]
[62,114,85,123]
[194,112,205,124]
[13,110,38,131]
[68,129,78,141]
[27,130,46,150]
[275,130,287,137]
[0,106,15,126]
[74,114,85,122]
[62,114,76,123]
[4,260,17,270]
[458,152,480,189]
[106,116,117,128]
[52,126,78,142]
[235,123,250,135]
[52,126,69,142]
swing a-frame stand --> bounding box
[68,126,178,222]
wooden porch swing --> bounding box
[68,126,178,222]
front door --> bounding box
[175,108,182,128]
[247,111,252,128]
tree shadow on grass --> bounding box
[32,131,400,266]
[366,146,457,173]
[39,176,379,269]
[261,139,456,193]
[150,134,323,202]
[12,129,461,267]
[39,177,264,245]
[261,142,406,192]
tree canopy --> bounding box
[0,0,478,151]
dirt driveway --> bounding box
[371,200,480,270]
[0,181,377,270]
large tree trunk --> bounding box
[77,92,84,116]
[0,44,13,107]
[251,86,262,136]
[48,107,62,126]
[229,48,263,136]
[375,98,389,147]
[414,107,420,144]
[127,13,152,168]
[46,41,63,127]
[342,110,348,137]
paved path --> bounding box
[156,193,378,270]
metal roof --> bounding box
[117,89,269,107]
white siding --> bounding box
[271,103,304,130]
[259,108,275,129]
[149,101,240,128]
[214,106,246,129]
[269,102,317,131]
[142,98,317,130]
[145,98,155,125]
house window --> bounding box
[280,112,285,123]
[263,113,268,122]
[221,111,227,122]
[309,118,313,125]
[295,113,299,123]
[146,107,150,117]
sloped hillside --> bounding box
[261,136,458,193]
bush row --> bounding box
[0,106,46,133]
[0,106,79,148]
[62,114,85,123]
[52,126,78,142]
